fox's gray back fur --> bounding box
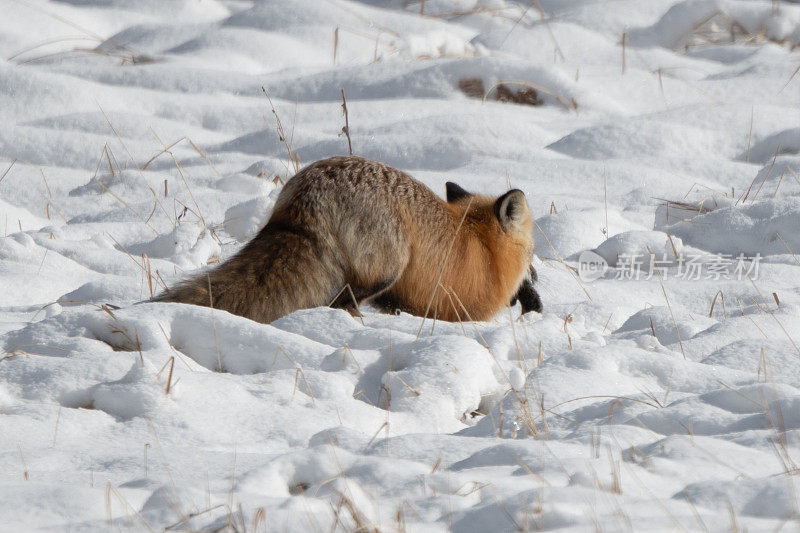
[156,157,420,322]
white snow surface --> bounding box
[1,0,800,531]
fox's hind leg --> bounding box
[326,198,411,317]
[329,276,401,317]
[329,230,411,317]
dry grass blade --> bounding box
[142,253,153,298]
[165,150,207,228]
[105,482,154,531]
[416,197,473,336]
[327,283,365,325]
[11,158,52,198]
[0,159,17,185]
[52,405,62,447]
[269,346,296,375]
[291,367,317,405]
[389,373,420,397]
[106,233,168,291]
[141,136,185,170]
[206,273,222,373]
[363,421,389,451]
[333,26,339,63]
[145,188,165,225]
[533,219,593,301]
[621,32,627,74]
[758,347,769,383]
[603,169,609,237]
[750,148,780,203]
[780,64,800,93]
[747,276,800,357]
[163,504,231,531]
[775,232,800,267]
[330,488,379,533]
[164,357,175,395]
[619,459,685,530]
[142,135,220,179]
[7,0,142,63]
[156,323,194,370]
[187,138,220,177]
[36,249,49,275]
[772,167,788,198]
[659,67,725,105]
[340,88,353,155]
[549,394,661,411]
[651,260,685,359]
[708,290,727,318]
[529,0,565,61]
[17,444,29,480]
[252,507,267,533]
[7,35,95,61]
[746,106,754,163]
[339,344,364,374]
[261,87,300,175]
[727,500,740,533]
[715,380,766,412]
[447,288,540,435]
[97,104,173,228]
[439,283,467,335]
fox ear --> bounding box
[446,182,471,203]
[494,189,528,230]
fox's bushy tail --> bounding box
[154,225,345,323]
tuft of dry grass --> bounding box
[106,233,168,296]
[261,87,300,178]
[8,3,153,67]
[683,10,799,51]
[647,251,685,359]
[534,219,592,302]
[105,482,154,531]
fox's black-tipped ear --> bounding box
[494,189,528,230]
[446,182,471,203]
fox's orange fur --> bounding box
[154,156,537,323]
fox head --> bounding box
[445,181,534,258]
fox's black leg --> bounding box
[511,266,542,314]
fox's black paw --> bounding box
[510,266,542,314]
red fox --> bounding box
[154,156,541,322]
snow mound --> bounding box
[2,0,800,529]
[594,230,683,268]
[661,196,800,256]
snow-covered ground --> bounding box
[1,0,800,530]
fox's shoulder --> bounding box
[297,156,414,183]
[286,156,438,202]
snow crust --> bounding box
[1,0,799,530]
